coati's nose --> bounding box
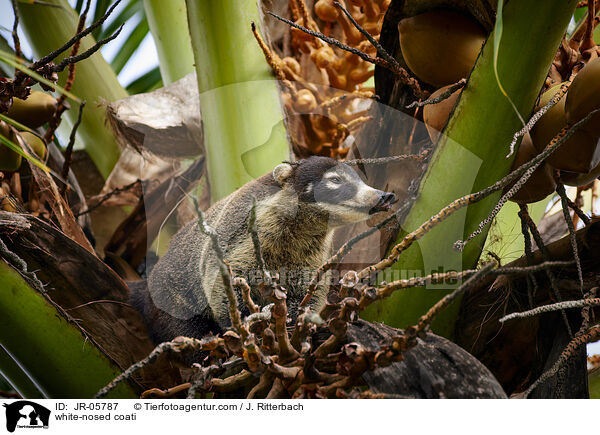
[369,191,396,214]
[382,192,396,204]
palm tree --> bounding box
[0,0,598,398]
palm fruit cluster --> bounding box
[400,7,600,204]
[0,90,55,212]
[511,57,600,203]
[264,0,390,159]
[397,9,487,141]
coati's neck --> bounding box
[256,188,333,270]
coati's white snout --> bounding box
[273,160,396,225]
[313,165,396,225]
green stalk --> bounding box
[143,0,195,85]
[18,0,128,179]
[363,0,578,336]
[0,262,137,398]
[186,0,289,201]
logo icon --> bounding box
[3,401,50,433]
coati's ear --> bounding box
[273,163,294,186]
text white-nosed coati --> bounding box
[131,156,395,343]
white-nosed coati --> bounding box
[131,156,395,344]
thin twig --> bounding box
[94,336,205,398]
[360,111,594,281]
[65,299,132,311]
[320,91,375,109]
[192,198,248,341]
[45,0,91,143]
[519,204,573,337]
[344,148,430,166]
[75,179,143,217]
[250,21,286,83]
[406,79,466,109]
[30,0,122,69]
[300,200,411,308]
[580,287,598,332]
[266,11,425,98]
[59,101,85,197]
[0,236,45,293]
[51,26,124,73]
[492,260,574,275]
[370,270,476,304]
[500,298,600,323]
[566,196,591,226]
[573,187,583,228]
[267,12,380,64]
[555,180,584,294]
[519,208,538,307]
[523,326,600,397]
[507,81,570,158]
[454,108,600,252]
[352,261,568,316]
[333,1,399,70]
[414,262,497,333]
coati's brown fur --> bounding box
[131,156,395,343]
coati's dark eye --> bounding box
[330,176,342,184]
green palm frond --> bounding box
[110,15,149,74]
[71,0,157,94]
[125,65,162,94]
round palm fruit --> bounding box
[423,84,461,142]
[6,91,58,128]
[531,84,600,173]
[314,0,339,22]
[560,157,600,187]
[565,57,600,137]
[398,10,486,87]
[294,89,318,112]
[509,133,556,204]
[0,121,23,172]
[18,132,47,161]
[312,46,336,69]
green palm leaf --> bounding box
[98,0,143,41]
[110,15,149,74]
[125,65,162,94]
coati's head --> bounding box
[272,156,396,226]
